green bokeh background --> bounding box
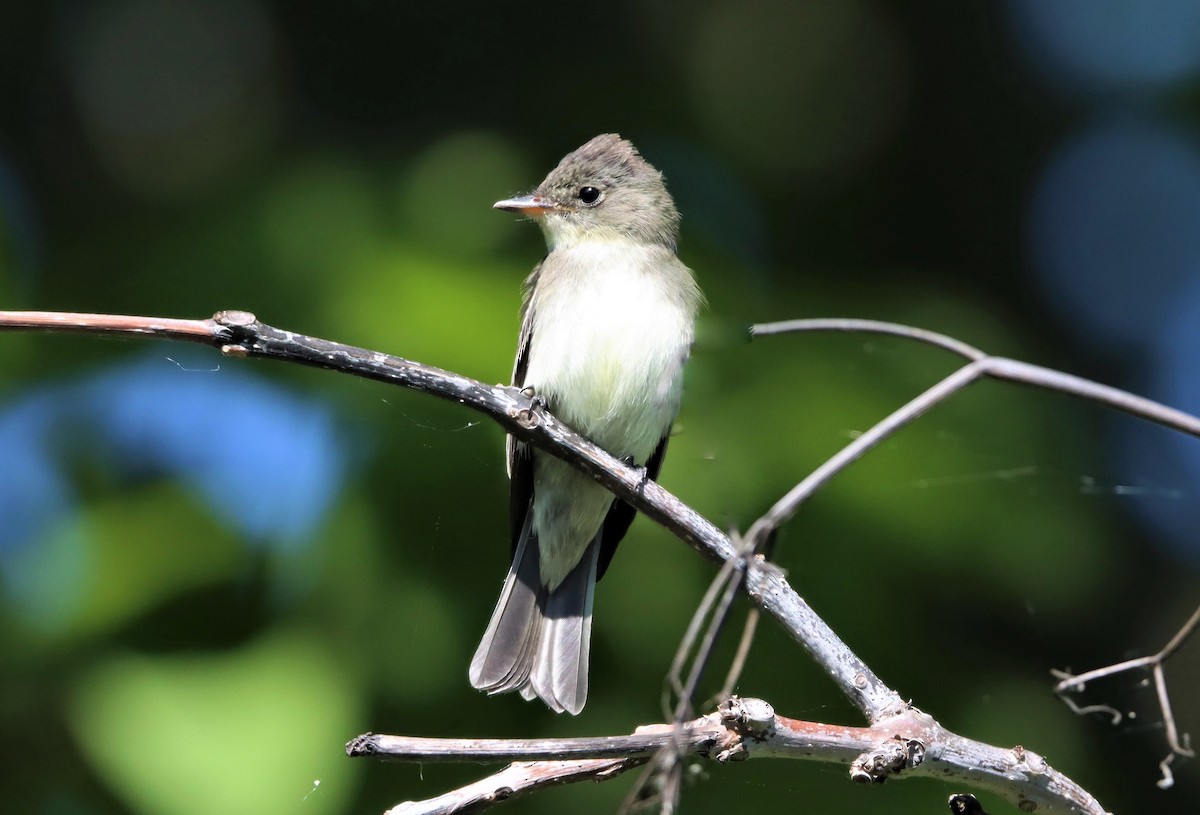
[0,2,1197,815]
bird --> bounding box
[469,134,703,714]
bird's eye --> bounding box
[578,186,601,205]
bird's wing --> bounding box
[595,430,670,580]
[506,261,540,554]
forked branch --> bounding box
[1052,604,1199,789]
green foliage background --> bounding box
[0,2,1197,814]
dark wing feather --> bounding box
[507,261,540,553]
[510,264,537,392]
[596,431,671,580]
[509,443,534,552]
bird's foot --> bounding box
[519,385,548,411]
[622,455,651,490]
[514,385,547,429]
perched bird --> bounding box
[469,134,703,714]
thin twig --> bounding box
[753,319,1200,438]
[382,758,647,815]
[1159,602,1200,660]
[1052,603,1198,786]
[747,326,1200,548]
[683,569,743,713]
[647,528,779,813]
[616,730,689,815]
[662,555,740,719]
[752,317,988,360]
[745,360,989,548]
[718,608,760,702]
[716,531,778,703]
[672,550,746,722]
[660,547,747,813]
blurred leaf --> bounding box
[372,576,465,699]
[399,131,532,256]
[258,158,381,284]
[75,484,245,637]
[689,0,909,185]
[6,483,244,643]
[69,630,362,815]
[323,244,522,379]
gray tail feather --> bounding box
[528,540,598,714]
[469,514,543,692]
[469,527,599,716]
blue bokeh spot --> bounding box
[1027,117,1200,349]
[1009,0,1200,94]
[0,354,348,562]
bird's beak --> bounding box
[493,194,556,217]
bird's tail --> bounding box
[469,521,599,715]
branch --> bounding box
[1052,603,1199,787]
[747,319,1200,545]
[0,309,900,719]
[748,318,1197,755]
[630,316,1198,810]
[348,697,1109,815]
[380,758,645,815]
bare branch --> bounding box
[0,309,902,720]
[754,318,1200,438]
[0,310,224,342]
[1159,601,1200,660]
[347,726,698,763]
[718,605,760,702]
[738,317,1198,796]
[664,536,749,721]
[744,359,989,547]
[747,320,1200,548]
[381,758,645,815]
[348,697,1111,815]
[752,317,988,360]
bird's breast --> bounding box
[524,243,695,462]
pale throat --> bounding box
[538,217,628,252]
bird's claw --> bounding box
[520,385,548,410]
[621,455,651,490]
[514,385,548,429]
